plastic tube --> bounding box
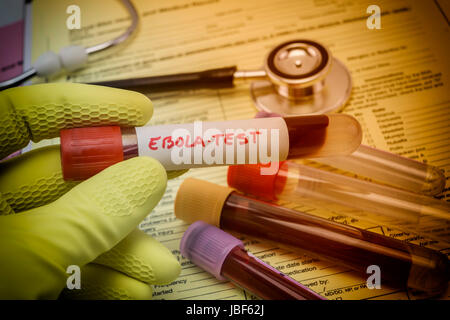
[255,112,445,197]
[227,162,450,243]
[175,178,450,294]
[314,144,446,196]
[59,114,361,180]
[180,221,325,300]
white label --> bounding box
[135,118,289,172]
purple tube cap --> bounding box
[180,221,244,280]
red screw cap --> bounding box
[60,126,124,180]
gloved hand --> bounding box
[0,83,181,299]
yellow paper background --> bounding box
[31,0,450,299]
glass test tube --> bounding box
[175,178,450,294]
[180,221,325,300]
[255,112,445,196]
[59,114,361,180]
[227,162,450,243]
[313,144,446,196]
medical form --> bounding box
[30,0,450,299]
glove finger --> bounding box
[0,145,78,213]
[0,195,14,215]
[0,83,153,159]
[0,157,166,298]
[94,229,180,285]
[0,145,185,213]
[60,263,153,300]
[166,169,188,180]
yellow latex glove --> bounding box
[0,83,181,299]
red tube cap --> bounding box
[227,163,285,201]
[60,126,124,181]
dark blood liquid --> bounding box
[221,246,324,300]
[221,192,450,293]
[284,115,329,158]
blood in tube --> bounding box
[59,114,361,180]
[180,221,325,300]
[175,178,450,295]
[283,114,328,158]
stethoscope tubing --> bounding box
[0,0,139,91]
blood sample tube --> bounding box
[175,178,450,294]
[180,220,325,300]
[59,114,361,180]
[227,162,450,243]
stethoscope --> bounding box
[0,0,352,116]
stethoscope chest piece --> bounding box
[251,39,352,115]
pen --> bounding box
[89,66,241,90]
